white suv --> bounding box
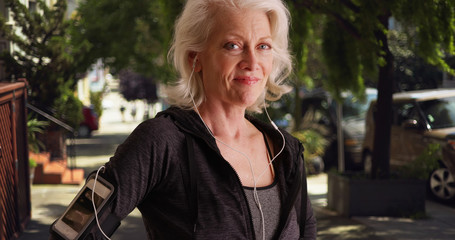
[362,89,455,202]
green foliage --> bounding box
[298,0,455,99]
[389,30,442,91]
[72,0,184,84]
[287,2,328,131]
[0,0,85,109]
[53,85,83,129]
[288,3,314,84]
[393,0,455,75]
[90,90,104,118]
[296,0,455,178]
[27,115,48,153]
[292,129,328,174]
[398,143,441,180]
[408,211,429,220]
[315,1,385,101]
[29,158,37,169]
[292,129,328,161]
[322,19,366,101]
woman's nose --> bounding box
[239,48,259,71]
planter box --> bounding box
[327,172,426,217]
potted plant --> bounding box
[327,143,440,217]
[27,115,48,184]
[27,115,48,153]
[29,158,37,184]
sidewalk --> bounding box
[308,173,455,240]
[23,171,455,240]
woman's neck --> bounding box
[197,102,252,141]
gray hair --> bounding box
[165,0,292,113]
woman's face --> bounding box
[197,8,273,109]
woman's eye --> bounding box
[258,44,271,50]
[224,43,240,50]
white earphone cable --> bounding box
[188,59,285,240]
[92,165,111,240]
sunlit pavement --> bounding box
[308,173,455,240]
[308,174,386,240]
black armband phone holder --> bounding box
[49,170,120,240]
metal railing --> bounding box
[26,103,78,179]
[0,82,29,240]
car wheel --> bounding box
[362,151,373,175]
[429,168,455,202]
[77,125,92,138]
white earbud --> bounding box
[192,55,198,69]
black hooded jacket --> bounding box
[87,107,316,239]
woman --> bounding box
[52,0,316,239]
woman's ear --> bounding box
[188,52,202,72]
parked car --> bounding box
[362,88,455,202]
[300,88,378,171]
[78,106,99,138]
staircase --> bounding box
[30,152,84,185]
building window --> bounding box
[29,0,37,14]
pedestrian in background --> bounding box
[119,104,125,122]
[130,104,137,121]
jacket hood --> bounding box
[158,107,285,138]
[156,107,303,160]
[156,107,216,144]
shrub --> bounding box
[292,129,328,174]
[29,158,37,168]
[53,87,83,130]
[398,143,441,180]
[27,115,48,153]
[90,90,104,118]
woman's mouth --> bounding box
[234,76,260,85]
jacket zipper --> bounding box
[275,145,304,239]
[176,122,256,239]
[205,141,257,239]
[176,120,304,239]
[224,157,257,240]
[191,133,302,240]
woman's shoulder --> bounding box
[132,114,181,138]
[117,115,182,150]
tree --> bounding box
[389,29,443,91]
[118,69,157,103]
[71,0,185,101]
[292,0,455,178]
[287,3,315,132]
[0,0,84,127]
[73,0,184,78]
[59,0,455,179]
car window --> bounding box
[418,96,455,129]
[342,93,377,120]
[302,98,331,125]
[392,103,422,127]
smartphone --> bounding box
[51,175,115,240]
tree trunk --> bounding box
[293,86,303,132]
[372,14,394,179]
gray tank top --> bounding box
[243,181,281,240]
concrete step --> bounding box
[30,152,84,185]
[61,168,85,185]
